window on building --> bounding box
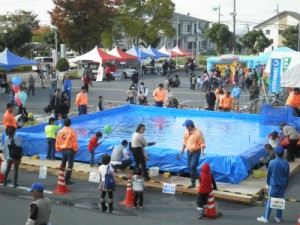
[173,40,181,47]
[194,23,198,34]
[178,24,181,35]
[278,30,283,35]
[188,42,195,49]
[202,41,207,48]
[183,24,191,33]
[265,30,270,35]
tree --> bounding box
[0,10,39,30]
[282,25,299,51]
[32,26,52,43]
[113,0,175,48]
[240,30,272,54]
[32,26,63,49]
[0,10,38,53]
[50,0,118,53]
[0,23,32,53]
[205,23,231,54]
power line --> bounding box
[0,0,41,4]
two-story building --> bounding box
[254,11,300,52]
[157,12,214,53]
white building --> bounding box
[157,12,214,53]
[254,11,300,52]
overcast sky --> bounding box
[0,0,299,33]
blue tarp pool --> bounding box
[16,105,281,184]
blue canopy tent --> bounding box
[143,45,169,59]
[126,47,154,62]
[0,48,38,70]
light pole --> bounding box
[51,26,58,65]
[230,0,237,54]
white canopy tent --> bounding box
[69,46,119,64]
[264,51,300,90]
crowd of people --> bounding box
[2,60,300,223]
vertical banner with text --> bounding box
[270,58,281,94]
[51,49,57,67]
[282,57,291,73]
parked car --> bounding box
[32,57,53,71]
[113,64,136,78]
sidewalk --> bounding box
[8,154,300,204]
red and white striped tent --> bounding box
[171,45,194,57]
[158,45,189,58]
[69,46,119,64]
[107,47,138,62]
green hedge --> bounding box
[0,65,32,72]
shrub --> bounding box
[56,58,69,72]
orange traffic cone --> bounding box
[205,192,222,219]
[120,174,134,207]
[297,212,300,225]
[0,157,4,183]
[53,170,72,195]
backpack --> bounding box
[8,138,23,159]
[104,166,116,189]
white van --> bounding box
[32,57,54,71]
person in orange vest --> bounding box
[197,163,217,219]
[2,103,17,131]
[181,119,205,188]
[105,65,111,82]
[219,91,233,112]
[153,83,166,107]
[214,85,226,111]
[285,87,300,117]
[75,86,88,116]
[55,118,78,184]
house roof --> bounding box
[173,12,211,24]
[254,11,300,28]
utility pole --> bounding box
[276,4,279,15]
[196,20,200,66]
[176,15,179,67]
[213,3,221,23]
[176,16,179,46]
[245,22,250,33]
[298,21,300,51]
[233,0,236,54]
[218,3,221,23]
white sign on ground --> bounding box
[89,172,100,183]
[270,198,285,210]
[39,166,47,179]
[162,183,176,194]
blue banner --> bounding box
[270,58,281,94]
